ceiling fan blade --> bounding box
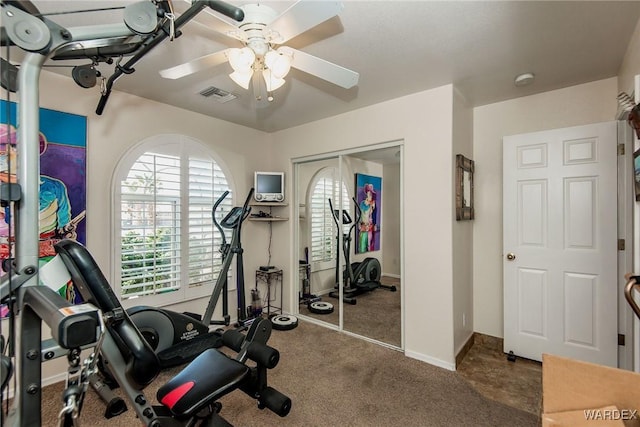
[159,49,230,79]
[288,48,359,89]
[267,1,343,44]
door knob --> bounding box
[506,253,516,261]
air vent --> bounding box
[199,86,237,103]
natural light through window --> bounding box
[116,137,232,304]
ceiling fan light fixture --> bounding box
[264,49,292,79]
[229,69,253,89]
[228,47,255,73]
[262,68,285,92]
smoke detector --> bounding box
[514,72,535,87]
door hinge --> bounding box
[618,239,625,251]
[619,334,625,346]
[618,144,625,155]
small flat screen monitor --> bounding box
[254,171,284,202]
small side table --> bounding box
[255,269,283,316]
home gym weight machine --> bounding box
[55,238,292,426]
[0,1,290,425]
[0,263,104,427]
[328,198,396,305]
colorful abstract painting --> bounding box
[0,101,86,308]
[355,173,381,254]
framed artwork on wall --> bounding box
[456,154,475,220]
[0,100,87,314]
[355,173,382,254]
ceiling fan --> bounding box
[160,0,359,103]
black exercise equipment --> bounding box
[216,188,254,326]
[0,336,11,392]
[54,239,291,426]
[0,262,103,427]
[328,198,396,305]
[123,188,255,370]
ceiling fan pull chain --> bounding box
[165,12,176,41]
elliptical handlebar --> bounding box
[328,198,338,226]
[352,197,362,223]
[212,190,230,249]
[328,197,357,237]
[240,188,255,223]
[350,197,361,236]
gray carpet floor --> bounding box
[32,320,538,426]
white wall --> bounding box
[472,77,619,338]
[452,88,474,355]
[274,85,457,369]
[619,17,640,96]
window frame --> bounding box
[112,134,235,309]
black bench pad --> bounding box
[157,349,249,418]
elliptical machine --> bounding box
[213,188,254,326]
[125,189,254,368]
[328,198,396,305]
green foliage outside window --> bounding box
[121,228,175,296]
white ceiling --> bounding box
[8,1,640,133]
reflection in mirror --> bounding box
[296,158,341,327]
[294,146,402,349]
[340,151,401,348]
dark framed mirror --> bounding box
[456,154,474,221]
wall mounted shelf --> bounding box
[249,202,288,221]
[249,217,288,222]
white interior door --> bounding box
[503,121,618,367]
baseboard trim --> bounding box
[405,350,455,371]
[455,332,475,369]
[473,332,504,352]
[382,273,401,279]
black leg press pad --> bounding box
[157,349,249,418]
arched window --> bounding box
[113,135,233,306]
[308,167,350,269]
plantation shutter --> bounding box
[120,150,231,299]
[310,169,350,264]
[120,153,181,297]
[187,158,232,289]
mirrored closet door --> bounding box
[295,157,341,328]
[294,144,402,348]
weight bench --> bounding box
[54,239,291,425]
